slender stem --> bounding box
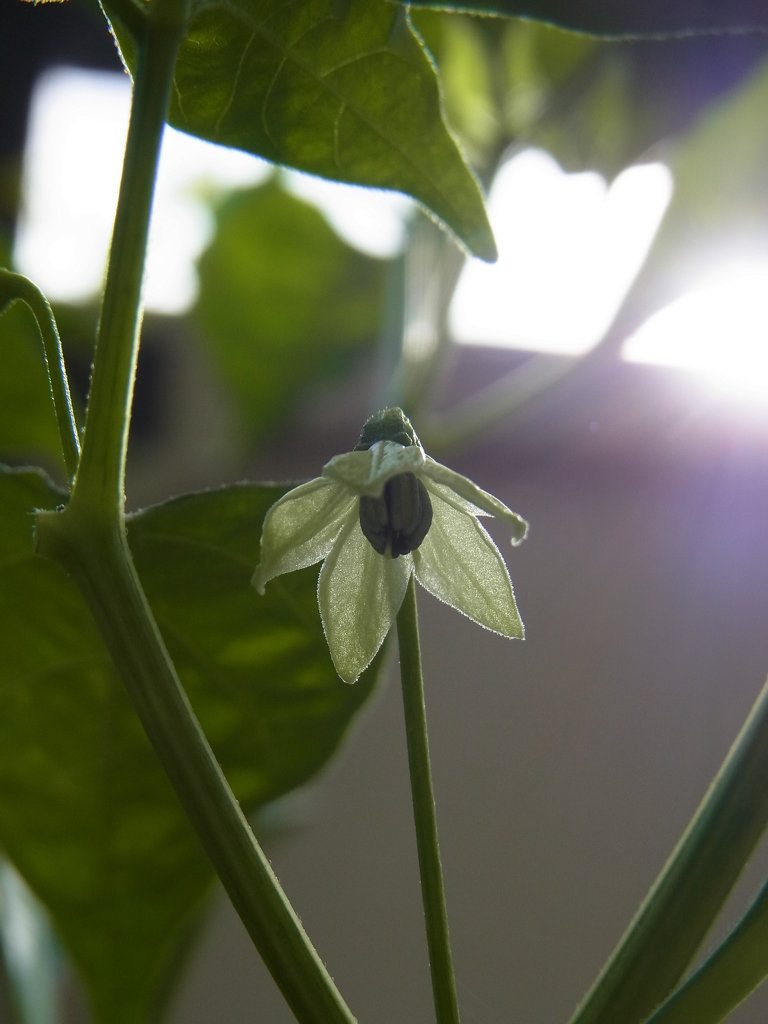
[35,511,357,1024]
[646,873,768,1024]
[0,270,80,482]
[70,10,175,520]
[396,576,461,1024]
[569,673,768,1024]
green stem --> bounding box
[396,575,461,1024]
[0,270,80,483]
[35,5,359,1023]
[35,511,356,1024]
[646,873,768,1024]
[569,673,768,1024]
[70,7,175,519]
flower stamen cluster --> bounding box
[359,472,433,558]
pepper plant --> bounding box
[4,1,768,1024]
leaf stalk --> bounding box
[0,270,80,483]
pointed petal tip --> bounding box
[510,516,529,545]
[471,226,498,264]
[251,567,266,595]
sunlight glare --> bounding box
[450,149,673,354]
[622,265,768,403]
[282,170,412,258]
[13,68,266,313]
[14,68,412,315]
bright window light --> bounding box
[15,67,269,314]
[14,67,411,317]
[623,264,768,403]
[450,149,673,355]
[282,170,412,259]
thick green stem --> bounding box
[37,5,359,1023]
[569,673,768,1024]
[35,511,356,1024]
[396,576,461,1024]
[646,873,768,1024]
[0,270,80,482]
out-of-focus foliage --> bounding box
[0,467,383,1024]
[638,55,768,301]
[411,13,597,176]
[105,0,496,260]
[402,0,768,38]
[411,13,696,182]
[191,179,388,437]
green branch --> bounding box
[33,2,360,1022]
[35,512,357,1024]
[0,270,80,483]
[569,673,768,1024]
[396,575,461,1024]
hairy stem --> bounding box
[35,511,357,1024]
[70,9,174,519]
[396,575,461,1024]
[0,270,80,482]
[36,4,359,1022]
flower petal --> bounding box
[413,494,524,639]
[323,440,426,497]
[420,458,528,544]
[318,516,413,683]
[252,478,356,593]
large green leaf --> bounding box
[0,466,382,1024]
[191,179,386,436]
[0,236,65,467]
[401,1,768,38]
[107,0,496,260]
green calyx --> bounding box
[354,407,420,451]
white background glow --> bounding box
[450,149,673,355]
[623,264,768,402]
[14,67,411,315]
[283,171,412,259]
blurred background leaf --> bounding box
[190,179,388,437]
[632,55,768,310]
[0,466,384,1024]
[0,862,62,1024]
[401,0,768,38]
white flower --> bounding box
[252,411,527,684]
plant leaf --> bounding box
[191,179,386,435]
[0,466,383,1024]
[401,1,768,38]
[106,0,496,260]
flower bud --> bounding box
[359,473,433,558]
[354,407,420,451]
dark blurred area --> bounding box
[5,1,768,1022]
